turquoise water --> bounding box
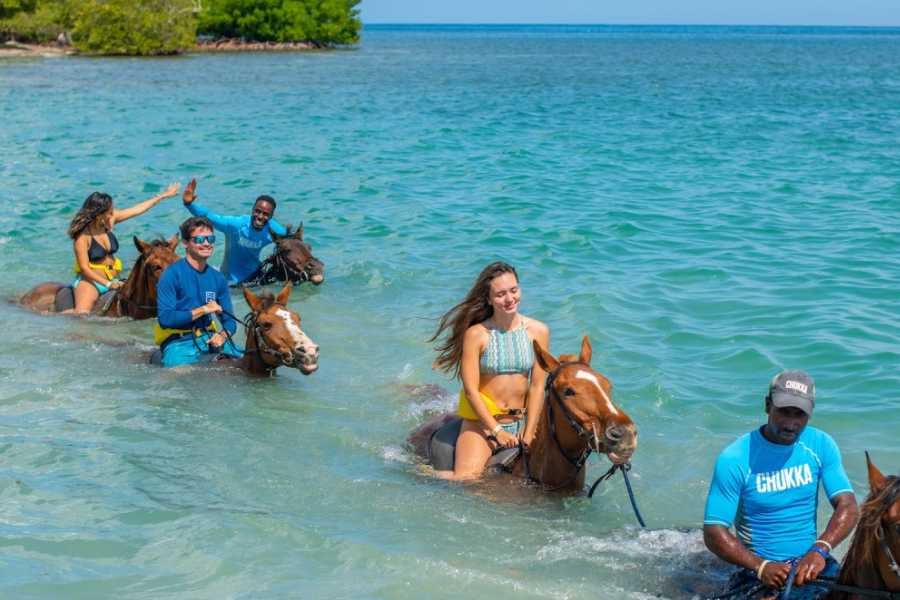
[1,25,899,599]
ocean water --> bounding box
[1,24,899,599]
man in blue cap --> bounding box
[182,178,287,285]
[703,370,859,598]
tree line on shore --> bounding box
[0,0,360,55]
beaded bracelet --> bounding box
[815,539,833,552]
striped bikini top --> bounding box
[480,320,534,376]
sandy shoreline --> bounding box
[1,39,326,58]
[0,42,73,57]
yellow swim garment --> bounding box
[153,319,219,347]
[457,389,522,421]
[73,256,123,281]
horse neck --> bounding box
[525,395,588,490]
[239,326,277,377]
[113,256,153,319]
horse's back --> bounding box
[19,282,65,312]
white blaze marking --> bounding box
[275,308,308,349]
[575,370,618,415]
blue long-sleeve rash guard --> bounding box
[157,258,236,336]
[185,201,286,285]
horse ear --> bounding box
[579,336,593,365]
[243,286,262,313]
[533,340,559,373]
[294,223,304,240]
[133,236,150,255]
[275,282,292,305]
[167,234,179,251]
[866,451,887,494]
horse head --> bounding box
[133,235,179,283]
[114,235,179,318]
[533,337,638,464]
[242,283,319,375]
[862,453,900,587]
[271,224,325,285]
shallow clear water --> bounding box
[1,25,899,599]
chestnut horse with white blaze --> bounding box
[408,336,638,492]
[19,235,178,319]
[237,284,320,377]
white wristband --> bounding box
[814,539,833,552]
[490,424,503,436]
[756,560,769,581]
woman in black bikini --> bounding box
[66,184,179,314]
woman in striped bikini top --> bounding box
[430,261,550,480]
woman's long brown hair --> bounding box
[68,191,113,239]
[429,261,518,379]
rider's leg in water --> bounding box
[434,419,493,481]
[67,279,100,315]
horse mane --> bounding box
[837,474,900,593]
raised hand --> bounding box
[182,178,197,204]
[160,182,181,199]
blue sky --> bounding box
[360,0,900,27]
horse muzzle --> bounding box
[604,423,638,460]
[290,340,319,375]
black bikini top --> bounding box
[87,231,119,262]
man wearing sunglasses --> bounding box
[182,178,288,285]
[154,216,243,367]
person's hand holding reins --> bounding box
[208,332,228,350]
[758,560,791,588]
[494,429,518,449]
[203,300,222,315]
[108,280,124,290]
[182,178,197,204]
[793,548,827,586]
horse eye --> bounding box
[262,322,273,330]
[564,387,575,396]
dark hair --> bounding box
[68,191,113,239]
[429,261,519,378]
[255,195,276,210]
[180,216,214,240]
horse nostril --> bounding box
[606,425,624,442]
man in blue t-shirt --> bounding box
[155,216,242,368]
[182,178,287,285]
[703,370,859,597]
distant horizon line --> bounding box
[362,22,900,29]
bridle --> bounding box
[521,361,646,526]
[241,308,297,371]
[540,361,605,480]
[243,246,312,287]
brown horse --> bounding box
[827,453,900,599]
[241,224,324,288]
[408,336,638,492]
[19,236,179,319]
[233,284,320,377]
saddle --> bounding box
[427,416,522,473]
[53,286,117,313]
